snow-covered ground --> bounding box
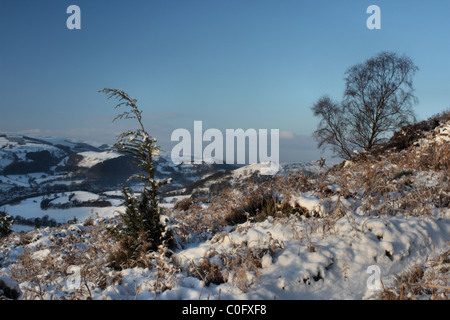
[1,201,447,301]
[164,211,449,300]
[1,161,448,301]
[0,119,449,301]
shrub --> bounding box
[174,198,194,211]
[40,197,54,210]
[224,190,275,225]
[101,88,173,265]
[392,169,413,180]
[224,188,306,225]
[0,209,14,238]
[13,215,59,228]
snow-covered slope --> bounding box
[76,151,121,168]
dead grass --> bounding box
[187,230,284,293]
[380,247,450,300]
[7,224,117,299]
[189,258,226,287]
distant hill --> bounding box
[0,134,241,205]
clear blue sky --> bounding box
[1,0,449,162]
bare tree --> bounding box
[312,52,419,159]
[312,96,352,159]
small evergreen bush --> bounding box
[100,88,173,265]
[0,209,14,238]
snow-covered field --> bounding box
[3,191,122,225]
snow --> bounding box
[77,151,121,168]
[11,224,35,233]
[232,162,279,178]
[1,189,448,301]
[414,120,450,147]
[31,249,51,261]
[0,158,14,169]
[51,191,99,205]
[0,141,65,165]
[293,192,322,213]
[166,211,449,300]
[4,192,122,225]
[435,121,450,143]
[0,122,448,301]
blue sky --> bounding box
[1,0,449,162]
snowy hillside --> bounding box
[76,151,122,168]
[0,133,239,207]
[0,115,449,301]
